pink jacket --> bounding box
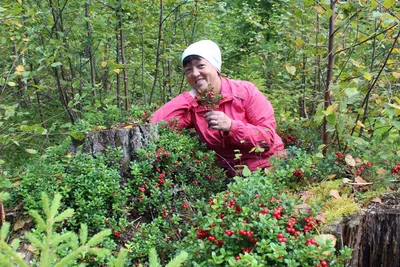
[150,77,284,176]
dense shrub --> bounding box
[177,170,352,266]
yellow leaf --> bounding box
[101,61,108,67]
[327,174,336,179]
[123,125,133,129]
[356,120,365,128]
[8,82,16,86]
[345,154,356,167]
[392,72,400,79]
[15,65,25,72]
[363,72,372,81]
[355,176,368,183]
[14,71,21,76]
[326,103,339,114]
[10,36,15,41]
[295,40,302,49]
[285,64,296,75]
[17,0,22,3]
[113,68,120,73]
[329,189,341,199]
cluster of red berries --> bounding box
[195,86,223,110]
[196,228,209,239]
[113,231,121,237]
[305,238,317,246]
[280,133,297,146]
[273,205,284,220]
[239,229,258,243]
[286,217,299,235]
[391,162,400,175]
[226,199,242,213]
[155,147,169,160]
[335,152,344,159]
[277,233,287,243]
[293,169,303,178]
[207,235,224,246]
[303,215,317,233]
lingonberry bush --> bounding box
[123,124,227,264]
[178,170,352,266]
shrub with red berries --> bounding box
[178,169,352,266]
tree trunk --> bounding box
[70,124,159,173]
[322,0,335,153]
[149,0,163,105]
[323,193,400,267]
[118,1,129,111]
[85,2,97,101]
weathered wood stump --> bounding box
[69,123,159,173]
[324,192,400,267]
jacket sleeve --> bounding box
[225,84,278,151]
[150,92,195,128]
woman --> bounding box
[150,40,284,177]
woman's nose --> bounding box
[192,67,200,76]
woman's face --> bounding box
[183,57,220,92]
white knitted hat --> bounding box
[182,40,222,73]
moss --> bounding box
[323,197,361,224]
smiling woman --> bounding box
[150,40,284,177]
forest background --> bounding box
[0,0,400,266]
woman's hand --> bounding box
[204,111,232,133]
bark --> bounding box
[149,0,163,105]
[322,0,335,153]
[118,0,129,111]
[323,192,400,267]
[85,2,97,101]
[115,25,121,109]
[70,124,159,173]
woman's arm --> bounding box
[225,86,279,151]
[150,91,196,128]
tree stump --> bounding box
[324,192,400,267]
[70,123,159,173]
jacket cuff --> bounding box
[227,119,241,137]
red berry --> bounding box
[208,235,216,242]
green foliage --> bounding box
[0,193,119,267]
[146,248,188,267]
[124,125,227,263]
[19,140,125,231]
[177,170,352,266]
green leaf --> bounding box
[383,0,395,8]
[242,166,252,177]
[363,72,372,81]
[51,62,62,67]
[69,131,85,141]
[304,0,314,6]
[392,120,400,130]
[326,112,337,125]
[25,149,38,154]
[0,6,6,12]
